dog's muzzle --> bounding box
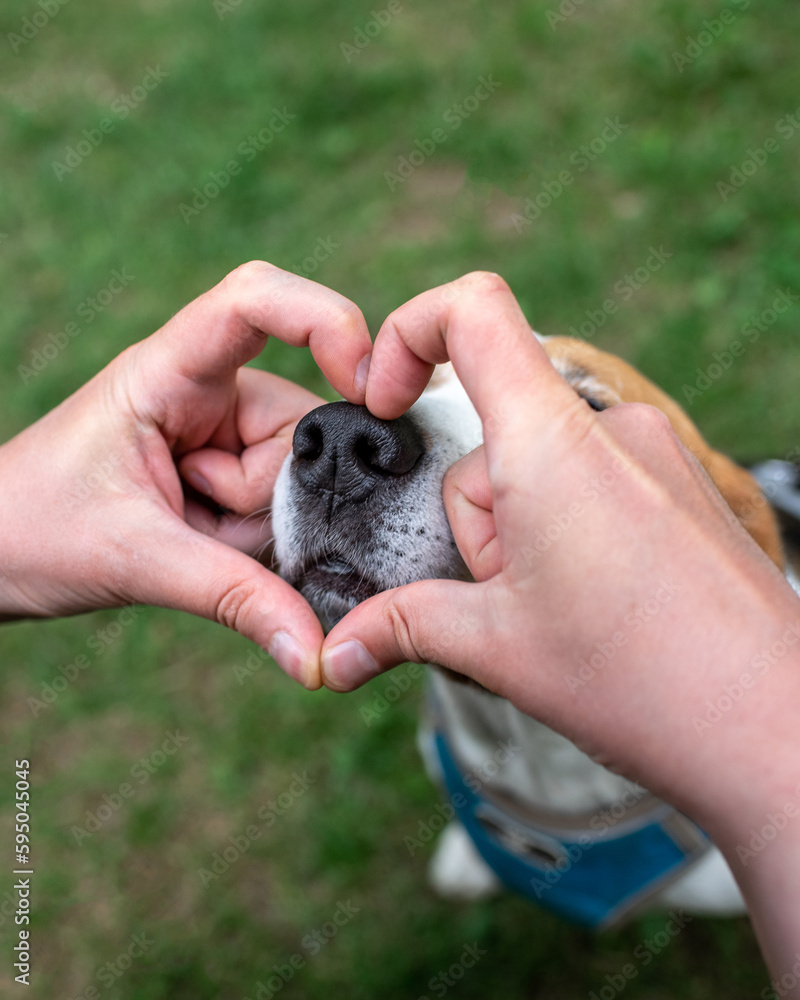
[280,402,428,630]
[292,401,424,501]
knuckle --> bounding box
[383,593,424,664]
[215,579,258,633]
[442,454,475,504]
[457,270,511,296]
[224,259,277,289]
[550,394,600,452]
[614,401,676,439]
[442,462,459,493]
[330,299,367,339]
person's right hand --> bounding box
[320,273,800,978]
[0,262,372,689]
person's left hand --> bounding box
[0,262,372,688]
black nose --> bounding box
[292,402,424,502]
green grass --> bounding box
[1,0,799,996]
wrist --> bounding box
[0,446,34,620]
[611,549,800,840]
[663,646,800,981]
[716,793,800,986]
[670,645,800,845]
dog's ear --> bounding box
[702,450,784,568]
[543,337,785,571]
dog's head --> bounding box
[272,335,783,631]
[272,362,482,631]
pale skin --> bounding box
[0,261,372,686]
[320,272,800,989]
[1,265,798,987]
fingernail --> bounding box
[354,352,372,397]
[322,640,378,691]
[184,469,212,497]
[269,631,310,687]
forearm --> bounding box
[0,433,59,620]
[683,638,800,990]
[719,802,800,992]
[0,411,115,621]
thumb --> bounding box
[320,578,489,692]
[443,445,501,582]
[129,518,325,689]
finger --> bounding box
[190,368,324,455]
[366,273,598,543]
[144,261,372,402]
[178,369,323,510]
[442,447,501,581]
[365,273,585,450]
[183,498,273,555]
[598,402,757,542]
[180,439,290,514]
[320,579,489,692]
[131,515,325,689]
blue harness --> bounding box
[430,704,711,929]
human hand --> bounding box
[320,272,800,835]
[0,262,372,689]
[321,272,800,973]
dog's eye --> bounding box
[559,365,612,413]
[579,393,608,412]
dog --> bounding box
[271,332,792,929]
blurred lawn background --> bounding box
[1,0,799,997]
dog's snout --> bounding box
[292,402,424,501]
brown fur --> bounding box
[543,337,784,570]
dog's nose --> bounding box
[292,402,424,502]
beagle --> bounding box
[272,334,789,927]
